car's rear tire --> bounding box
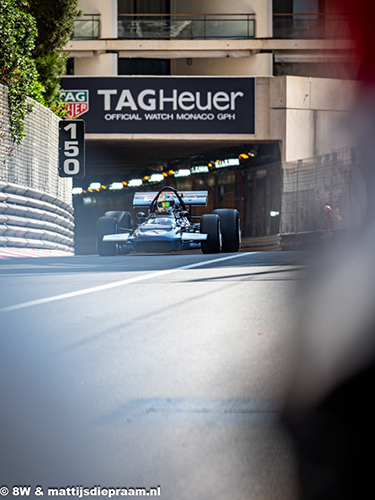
[200,214,221,254]
[104,211,132,230]
[97,216,117,256]
[212,209,241,252]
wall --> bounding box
[75,53,118,76]
[78,0,117,37]
[270,76,357,162]
[173,53,272,76]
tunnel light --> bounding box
[128,179,143,187]
[191,166,209,174]
[72,187,83,195]
[215,158,240,169]
[174,169,191,178]
[270,211,280,217]
[149,174,164,183]
[109,182,124,190]
[88,182,101,190]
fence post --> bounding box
[297,159,302,232]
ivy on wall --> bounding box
[0,0,80,146]
[0,0,44,144]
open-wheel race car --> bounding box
[97,186,240,255]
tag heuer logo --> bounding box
[60,90,89,119]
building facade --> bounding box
[62,0,357,253]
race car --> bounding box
[96,186,240,255]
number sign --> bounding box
[59,120,85,178]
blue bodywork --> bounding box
[124,212,201,253]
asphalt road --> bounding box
[0,251,307,500]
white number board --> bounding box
[59,120,85,178]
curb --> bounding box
[0,247,74,259]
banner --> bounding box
[60,77,255,135]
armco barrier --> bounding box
[0,181,74,253]
[240,235,282,252]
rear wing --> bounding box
[133,191,208,207]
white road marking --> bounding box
[0,253,251,314]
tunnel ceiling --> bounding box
[84,138,279,181]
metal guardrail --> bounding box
[240,235,282,252]
[72,14,100,40]
[118,13,255,40]
[0,181,74,253]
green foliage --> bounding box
[0,0,45,144]
[27,0,81,112]
[0,0,79,145]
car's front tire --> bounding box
[97,216,117,256]
[212,209,241,252]
[200,214,221,254]
[104,211,132,230]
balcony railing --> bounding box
[273,13,355,39]
[118,13,255,40]
[72,14,100,40]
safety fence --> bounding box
[280,147,365,237]
[0,84,74,252]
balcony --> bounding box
[117,13,255,40]
[273,13,355,39]
[72,14,100,40]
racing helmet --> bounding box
[157,192,175,212]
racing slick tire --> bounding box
[212,209,241,253]
[97,216,117,256]
[104,211,132,230]
[200,214,221,254]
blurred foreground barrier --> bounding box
[0,181,74,253]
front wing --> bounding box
[102,231,208,253]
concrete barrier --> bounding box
[0,181,74,253]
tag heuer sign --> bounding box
[60,90,89,119]
[60,77,255,134]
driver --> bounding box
[156,192,175,213]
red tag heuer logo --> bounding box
[60,90,89,119]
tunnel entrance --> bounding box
[73,139,282,254]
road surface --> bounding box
[0,251,306,499]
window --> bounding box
[118,58,170,75]
[118,0,170,15]
[66,58,74,75]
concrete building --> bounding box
[62,0,357,252]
